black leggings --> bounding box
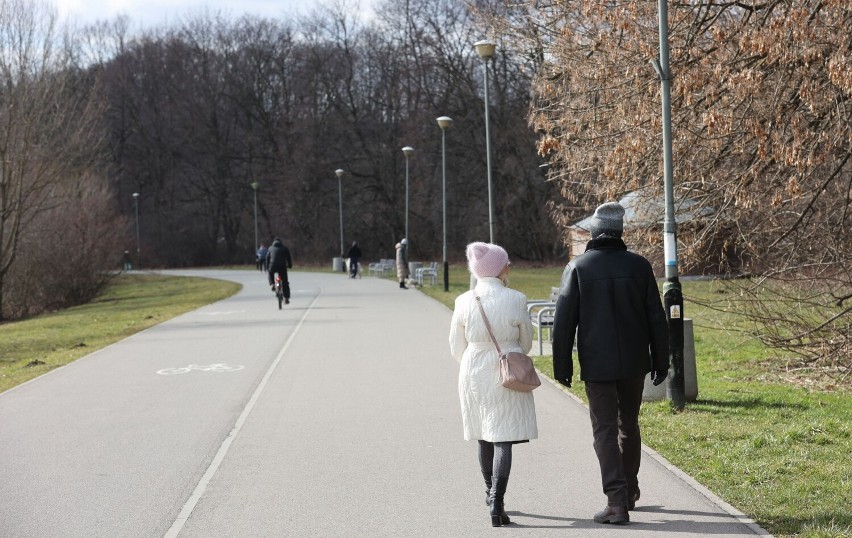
[478,440,512,478]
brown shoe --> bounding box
[628,491,640,511]
[594,505,629,524]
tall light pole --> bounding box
[132,192,140,270]
[474,39,496,243]
[652,0,685,410]
[250,181,259,264]
[335,169,345,260]
[401,146,414,243]
[437,116,453,292]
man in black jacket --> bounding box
[346,241,362,278]
[552,202,669,525]
[266,237,293,303]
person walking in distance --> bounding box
[395,238,409,289]
[266,237,293,304]
[551,202,669,524]
[257,242,268,272]
[346,241,362,278]
[449,242,537,527]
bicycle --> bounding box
[274,272,289,309]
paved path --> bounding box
[0,270,769,537]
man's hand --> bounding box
[651,369,668,386]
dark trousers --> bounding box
[584,374,645,507]
[268,269,291,299]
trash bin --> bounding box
[332,257,345,272]
[642,319,698,402]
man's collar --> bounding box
[585,236,627,252]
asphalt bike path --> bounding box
[0,269,769,537]
[0,269,319,537]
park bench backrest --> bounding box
[549,287,560,302]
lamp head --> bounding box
[132,192,139,199]
[335,169,345,178]
[250,181,259,190]
[401,146,414,157]
[474,40,496,60]
[436,116,453,130]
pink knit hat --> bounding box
[466,242,509,278]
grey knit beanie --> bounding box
[588,202,625,238]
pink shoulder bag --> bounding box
[474,296,541,392]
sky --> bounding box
[54,0,374,28]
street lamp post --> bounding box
[437,116,453,292]
[335,169,345,261]
[132,192,140,270]
[474,39,496,243]
[401,146,414,243]
[652,0,685,410]
[251,181,259,265]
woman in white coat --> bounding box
[449,242,537,527]
[395,238,409,289]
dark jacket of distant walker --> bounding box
[552,237,669,383]
[266,239,293,274]
[347,243,362,260]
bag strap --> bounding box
[474,295,503,355]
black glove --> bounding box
[557,378,572,388]
[651,369,668,386]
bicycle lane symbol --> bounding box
[157,364,245,375]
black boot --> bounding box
[489,476,511,527]
[593,504,629,524]
[399,281,408,289]
[482,473,492,506]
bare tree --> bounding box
[98,1,564,265]
[497,0,851,375]
[8,178,127,318]
[0,0,106,320]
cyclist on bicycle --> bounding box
[266,237,293,303]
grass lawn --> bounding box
[0,273,239,394]
[418,264,851,538]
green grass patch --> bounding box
[416,263,564,309]
[420,265,851,538]
[0,273,239,394]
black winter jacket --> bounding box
[266,240,293,273]
[552,237,669,383]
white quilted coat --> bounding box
[450,277,538,442]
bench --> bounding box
[415,261,438,286]
[527,287,560,356]
[367,258,395,277]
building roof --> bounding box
[571,189,713,231]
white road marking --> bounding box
[164,288,322,537]
[156,364,244,375]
